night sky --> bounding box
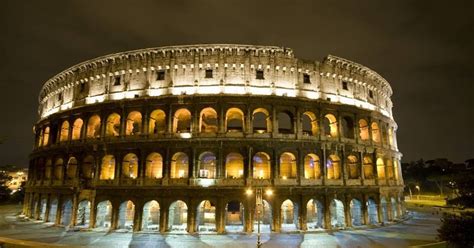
[1,1,473,167]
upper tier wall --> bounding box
[38,44,394,120]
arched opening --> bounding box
[225,108,244,132]
[347,155,359,179]
[168,200,188,232]
[100,155,115,180]
[253,152,271,179]
[252,108,271,133]
[145,153,163,179]
[367,198,378,224]
[391,197,398,219]
[142,200,160,231]
[122,153,138,179]
[304,153,321,179]
[277,111,294,134]
[59,121,70,142]
[359,119,369,140]
[86,115,101,138]
[48,198,58,223]
[225,200,244,233]
[66,157,77,179]
[302,111,318,135]
[381,125,389,145]
[350,199,363,226]
[45,159,52,179]
[76,200,91,228]
[376,158,385,179]
[371,122,380,143]
[54,158,64,180]
[327,155,341,180]
[37,129,43,147]
[330,199,345,228]
[363,156,374,179]
[106,113,121,137]
[279,152,297,179]
[82,155,94,179]
[61,199,73,226]
[341,116,354,139]
[118,200,135,230]
[323,114,338,137]
[281,199,298,231]
[380,197,388,222]
[199,107,218,133]
[306,199,324,229]
[173,108,191,133]
[389,127,394,147]
[170,152,189,179]
[386,159,394,179]
[393,160,400,181]
[198,152,216,179]
[196,200,216,233]
[95,200,112,229]
[72,118,83,140]
[39,198,47,220]
[125,111,142,135]
[43,127,50,146]
[225,152,244,179]
[149,109,166,134]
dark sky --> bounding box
[1,0,473,167]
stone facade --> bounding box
[25,44,404,233]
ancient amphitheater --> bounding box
[25,44,404,233]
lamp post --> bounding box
[246,187,273,248]
[415,185,420,200]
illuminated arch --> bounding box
[279,152,297,179]
[225,152,244,179]
[142,200,160,231]
[125,111,142,136]
[199,107,218,133]
[363,156,374,179]
[253,152,271,179]
[43,126,50,145]
[59,121,70,142]
[252,108,272,133]
[145,153,163,179]
[173,108,191,133]
[371,122,380,143]
[388,127,394,147]
[106,113,121,137]
[225,108,244,132]
[72,118,83,140]
[386,159,394,179]
[45,159,52,179]
[376,158,385,179]
[302,111,318,135]
[358,119,369,140]
[100,155,115,180]
[347,155,359,179]
[327,155,341,180]
[86,115,101,138]
[66,157,77,179]
[118,200,135,230]
[122,153,139,179]
[198,152,217,178]
[37,129,43,147]
[304,153,321,179]
[170,152,189,178]
[323,114,338,137]
[196,200,216,232]
[149,109,166,134]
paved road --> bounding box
[0,205,441,247]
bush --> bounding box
[438,212,474,247]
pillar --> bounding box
[90,198,97,228]
[187,200,196,233]
[111,201,119,230]
[344,195,352,228]
[216,198,225,233]
[362,194,369,225]
[133,203,143,232]
[159,203,168,233]
[299,196,307,231]
[323,195,331,229]
[273,199,281,232]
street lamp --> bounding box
[415,185,421,200]
[246,187,273,248]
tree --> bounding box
[438,212,474,248]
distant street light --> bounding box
[415,185,421,200]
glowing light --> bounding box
[179,132,192,139]
[265,189,273,196]
[178,170,185,178]
[245,189,253,196]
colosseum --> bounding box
[24,44,404,234]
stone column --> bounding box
[244,201,254,233]
[362,194,369,225]
[344,195,352,228]
[111,201,119,230]
[299,196,307,231]
[159,203,168,233]
[219,104,225,134]
[71,193,79,226]
[187,200,196,233]
[134,203,143,232]
[322,146,327,185]
[247,146,253,180]
[273,199,281,232]
[216,198,225,233]
[323,195,331,229]
[44,194,51,222]
[90,197,97,228]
